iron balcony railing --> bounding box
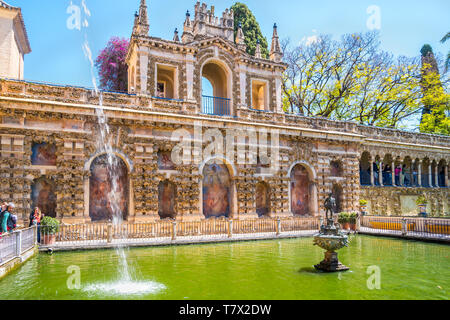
[202,95,231,116]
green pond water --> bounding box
[0,235,449,300]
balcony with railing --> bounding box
[202,95,231,116]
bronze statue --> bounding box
[324,193,336,221]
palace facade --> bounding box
[0,1,448,225]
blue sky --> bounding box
[6,0,450,88]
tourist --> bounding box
[373,162,379,185]
[29,207,42,242]
[0,202,6,237]
[1,203,14,234]
[7,203,17,232]
[395,165,401,186]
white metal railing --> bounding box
[0,227,37,265]
[39,217,321,246]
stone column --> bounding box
[434,165,438,188]
[428,164,432,187]
[445,165,449,187]
[418,161,422,187]
[379,161,383,186]
[370,160,374,186]
[392,161,395,186]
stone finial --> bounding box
[255,39,262,59]
[236,22,246,51]
[182,10,194,43]
[270,23,282,62]
[173,28,180,42]
[133,0,149,36]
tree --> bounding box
[282,32,426,129]
[231,3,269,58]
[95,37,129,92]
[419,45,450,135]
[441,32,450,73]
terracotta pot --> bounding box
[361,205,367,215]
[419,205,427,214]
[343,222,350,230]
[350,223,356,231]
[41,234,56,245]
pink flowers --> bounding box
[95,37,129,92]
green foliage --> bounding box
[282,32,425,128]
[231,2,269,58]
[441,32,450,73]
[419,62,450,135]
[359,199,368,206]
[348,212,357,224]
[40,216,60,235]
[337,212,349,224]
[420,44,433,57]
[416,195,428,206]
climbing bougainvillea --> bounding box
[95,37,129,93]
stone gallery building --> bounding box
[0,1,448,225]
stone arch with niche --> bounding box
[31,176,57,218]
[287,161,318,217]
[199,156,237,219]
[84,151,134,222]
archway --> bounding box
[438,160,446,187]
[31,177,57,218]
[202,159,232,218]
[255,182,270,217]
[89,154,129,222]
[359,152,371,186]
[158,180,176,219]
[201,60,231,115]
[290,164,312,216]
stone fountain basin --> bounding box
[313,233,348,252]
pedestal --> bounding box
[314,251,349,272]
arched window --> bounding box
[290,164,312,216]
[201,61,231,116]
[256,182,270,217]
[89,154,129,222]
[202,160,232,218]
[158,180,176,219]
[31,177,57,218]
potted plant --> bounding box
[359,199,368,216]
[40,216,60,245]
[416,195,428,217]
[349,212,358,231]
[338,212,350,230]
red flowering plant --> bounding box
[95,37,129,93]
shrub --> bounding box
[416,195,428,205]
[349,212,357,224]
[40,216,60,235]
[359,199,368,206]
[337,212,349,224]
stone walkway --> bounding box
[359,227,450,243]
[39,230,318,252]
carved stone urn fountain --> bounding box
[313,218,349,272]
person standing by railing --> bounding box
[0,202,6,238]
[29,207,41,243]
[0,203,14,234]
